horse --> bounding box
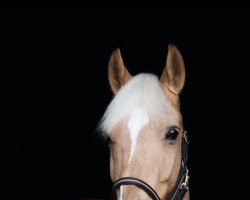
[99,44,190,200]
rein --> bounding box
[111,131,189,200]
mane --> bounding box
[99,73,171,136]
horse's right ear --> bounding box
[108,48,132,94]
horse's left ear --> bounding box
[160,44,185,95]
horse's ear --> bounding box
[108,48,132,94]
[160,44,185,95]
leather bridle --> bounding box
[111,131,190,200]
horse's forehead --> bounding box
[124,85,181,135]
[126,109,180,137]
[120,88,181,139]
[119,103,180,162]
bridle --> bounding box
[111,131,190,200]
[111,131,189,200]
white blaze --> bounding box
[127,108,149,163]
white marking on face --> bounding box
[119,185,123,200]
[127,108,149,163]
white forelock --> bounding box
[99,73,171,136]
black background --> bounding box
[3,4,250,200]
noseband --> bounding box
[111,131,189,200]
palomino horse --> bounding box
[99,45,190,200]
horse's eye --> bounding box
[165,127,179,140]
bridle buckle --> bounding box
[180,169,189,190]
